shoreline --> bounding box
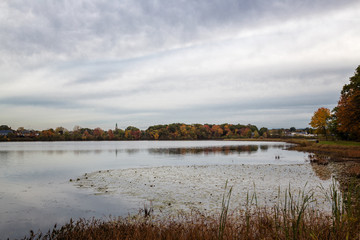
[286,139,360,160]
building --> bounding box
[0,130,13,136]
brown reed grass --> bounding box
[348,165,360,178]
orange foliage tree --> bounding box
[335,66,360,140]
[309,107,331,139]
[82,130,92,140]
[240,127,251,138]
[93,127,104,140]
[211,125,223,138]
[107,129,114,140]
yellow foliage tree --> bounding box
[309,107,331,139]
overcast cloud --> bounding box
[1,0,360,130]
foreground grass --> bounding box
[21,182,360,240]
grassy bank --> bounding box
[287,139,360,160]
[318,140,360,146]
[21,182,360,240]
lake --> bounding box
[0,141,334,239]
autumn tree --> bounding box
[0,125,11,130]
[93,127,104,140]
[72,126,82,140]
[211,125,223,138]
[107,129,114,140]
[55,126,67,135]
[82,130,92,140]
[179,124,189,139]
[40,129,55,140]
[240,127,252,138]
[195,124,211,139]
[259,127,268,137]
[309,107,331,140]
[17,127,25,132]
[223,124,233,137]
[125,126,141,140]
[335,65,360,140]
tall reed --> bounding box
[218,180,232,240]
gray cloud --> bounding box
[1,0,357,62]
[1,97,75,108]
[0,0,359,130]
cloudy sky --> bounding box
[1,0,359,130]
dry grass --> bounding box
[308,153,330,165]
[21,207,359,240]
[21,183,360,240]
[348,165,360,178]
[287,139,360,160]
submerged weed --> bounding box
[139,202,154,218]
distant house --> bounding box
[16,130,39,137]
[0,130,13,136]
[19,130,31,137]
[288,131,316,138]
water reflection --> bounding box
[0,151,10,166]
[148,145,259,155]
[125,149,140,155]
[259,145,269,151]
[74,150,98,155]
[0,144,293,163]
[0,144,288,158]
[0,143,292,168]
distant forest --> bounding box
[0,123,275,141]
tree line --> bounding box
[0,123,270,141]
[310,65,360,141]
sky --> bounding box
[0,0,360,131]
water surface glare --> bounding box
[0,141,314,238]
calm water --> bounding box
[0,141,308,239]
